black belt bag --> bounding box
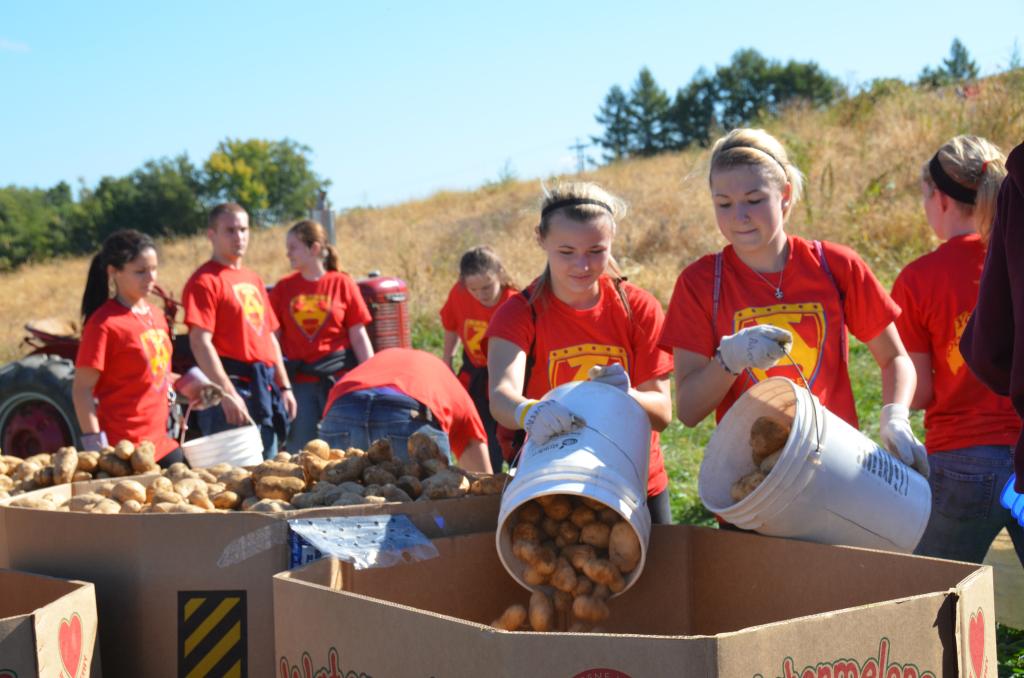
[285,350,358,383]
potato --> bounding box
[72,471,92,482]
[94,481,117,498]
[469,475,505,495]
[592,584,611,600]
[365,483,412,503]
[164,462,194,480]
[173,478,208,498]
[166,503,206,514]
[333,481,365,496]
[512,521,542,544]
[399,461,423,479]
[579,496,605,510]
[562,544,597,572]
[420,458,449,476]
[146,476,174,502]
[33,467,54,487]
[0,476,13,492]
[555,521,580,548]
[98,453,132,477]
[572,595,610,623]
[211,490,241,510]
[396,475,422,500]
[609,522,642,573]
[531,546,558,576]
[598,507,620,525]
[130,441,157,473]
[89,498,122,514]
[120,499,143,514]
[362,465,397,486]
[550,557,578,593]
[331,492,372,506]
[10,495,58,510]
[296,452,329,483]
[539,495,572,521]
[522,564,549,586]
[206,481,226,495]
[24,453,51,467]
[302,439,331,460]
[151,490,185,505]
[145,502,177,514]
[569,505,596,528]
[220,470,255,497]
[255,476,305,501]
[252,461,304,483]
[247,498,291,513]
[366,438,394,464]
[419,469,469,499]
[491,604,527,631]
[52,446,79,485]
[408,431,447,465]
[12,460,40,483]
[580,522,611,549]
[65,493,107,512]
[512,539,543,565]
[188,489,215,510]
[529,591,555,632]
[759,449,783,474]
[750,416,790,463]
[731,470,766,503]
[328,448,347,460]
[76,452,100,473]
[541,516,561,539]
[274,452,292,463]
[207,463,235,477]
[582,558,625,593]
[194,468,218,484]
[111,480,147,504]
[322,454,369,484]
[572,575,594,598]
[113,440,135,460]
[516,501,542,524]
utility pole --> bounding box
[569,138,589,174]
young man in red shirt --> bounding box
[319,348,492,473]
[183,203,298,458]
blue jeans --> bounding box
[914,445,1024,566]
[319,388,452,462]
[286,380,328,451]
[196,380,279,460]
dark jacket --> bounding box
[961,141,1024,491]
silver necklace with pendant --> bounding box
[751,267,785,300]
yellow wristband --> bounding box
[516,399,539,428]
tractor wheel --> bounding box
[0,354,81,458]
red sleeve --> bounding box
[485,293,533,352]
[891,266,930,353]
[822,241,900,342]
[439,284,459,331]
[340,275,373,328]
[447,385,487,459]
[268,277,288,328]
[626,286,674,384]
[182,273,219,333]
[659,258,717,357]
[76,315,110,371]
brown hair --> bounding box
[288,219,341,272]
[709,128,805,221]
[533,182,631,316]
[207,202,247,229]
[921,135,1007,242]
[459,245,516,289]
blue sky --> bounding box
[1,1,1021,209]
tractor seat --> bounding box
[25,317,79,341]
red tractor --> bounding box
[0,275,410,458]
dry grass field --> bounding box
[2,73,1021,364]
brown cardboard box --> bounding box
[0,478,499,677]
[274,526,996,678]
[0,569,100,677]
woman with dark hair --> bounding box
[72,229,182,464]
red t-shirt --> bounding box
[486,276,674,496]
[440,283,518,368]
[323,348,487,459]
[76,299,177,459]
[892,233,1021,452]
[660,235,900,427]
[269,271,373,382]
[182,261,280,365]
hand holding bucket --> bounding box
[879,404,930,477]
[174,367,224,411]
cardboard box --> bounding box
[274,526,996,678]
[0,478,500,677]
[0,569,100,677]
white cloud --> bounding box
[0,39,30,53]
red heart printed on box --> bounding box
[59,613,82,678]
[969,607,985,678]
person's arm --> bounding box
[442,330,460,371]
[866,323,916,407]
[628,375,672,431]
[188,326,249,425]
[673,348,737,427]
[269,333,298,421]
[72,366,101,435]
[907,351,934,410]
[347,324,374,363]
[458,439,492,474]
[488,337,528,428]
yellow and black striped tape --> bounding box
[177,590,247,678]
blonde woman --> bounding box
[486,183,675,523]
[892,136,1023,564]
[660,128,928,476]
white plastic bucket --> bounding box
[179,396,264,469]
[496,380,653,596]
[699,377,931,553]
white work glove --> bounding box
[588,363,630,393]
[80,431,108,452]
[879,403,930,477]
[514,399,584,445]
[716,325,793,375]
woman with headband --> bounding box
[892,136,1023,564]
[660,128,929,477]
[486,182,675,523]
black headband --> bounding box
[541,197,613,218]
[929,154,976,205]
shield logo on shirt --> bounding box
[290,293,331,341]
[547,344,629,387]
[233,283,266,335]
[139,328,172,391]
[734,303,826,385]
[462,318,489,365]
[946,311,971,375]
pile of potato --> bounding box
[0,440,161,499]
[491,494,642,633]
[6,434,508,514]
[730,416,791,502]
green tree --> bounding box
[919,38,979,87]
[628,67,671,156]
[665,68,718,149]
[592,85,634,162]
[0,186,70,270]
[203,138,328,224]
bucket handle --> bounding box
[781,349,822,459]
[178,393,258,447]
